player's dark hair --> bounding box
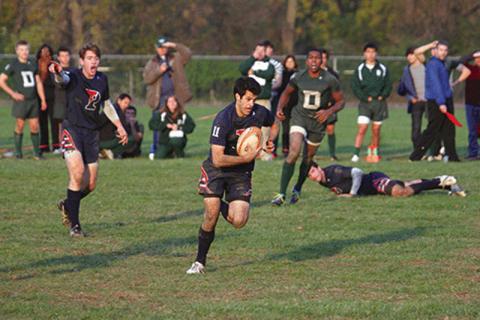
[233,77,261,98]
[36,44,54,60]
[310,161,319,168]
[126,105,137,115]
[57,46,71,55]
[405,46,415,57]
[306,48,322,56]
[117,93,132,101]
[363,42,378,52]
[258,39,273,49]
[15,40,29,48]
[282,54,298,70]
[79,43,101,59]
[436,40,449,48]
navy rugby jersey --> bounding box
[320,165,378,195]
[64,68,110,130]
[206,102,274,172]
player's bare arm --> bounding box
[0,73,24,101]
[103,99,128,145]
[315,90,345,123]
[452,65,471,87]
[276,84,295,121]
[414,40,438,63]
[35,74,47,111]
[211,144,259,168]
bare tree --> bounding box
[282,0,297,53]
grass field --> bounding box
[1,103,479,319]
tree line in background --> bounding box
[0,0,479,55]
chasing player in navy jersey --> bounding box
[49,43,128,237]
[307,162,466,197]
[186,77,275,274]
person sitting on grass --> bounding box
[100,93,135,160]
[307,161,466,197]
[121,106,144,158]
[148,95,195,159]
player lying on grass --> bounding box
[186,77,275,274]
[307,162,466,197]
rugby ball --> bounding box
[236,127,262,156]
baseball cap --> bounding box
[156,36,168,48]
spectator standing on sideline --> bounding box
[320,48,340,160]
[51,46,73,154]
[264,40,283,158]
[412,40,464,161]
[148,95,195,159]
[452,50,480,160]
[36,44,57,153]
[397,47,428,150]
[143,36,192,160]
[278,55,298,157]
[351,42,392,163]
[239,41,275,161]
[409,41,460,162]
[0,40,47,159]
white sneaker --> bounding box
[52,148,63,155]
[148,153,155,161]
[436,175,457,188]
[186,261,205,274]
[351,154,360,162]
[449,184,467,197]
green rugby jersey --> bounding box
[289,69,340,118]
[2,58,38,100]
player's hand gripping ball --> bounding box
[236,126,262,156]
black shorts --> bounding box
[62,121,99,164]
[369,172,404,195]
[198,160,252,203]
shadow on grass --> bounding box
[152,199,271,224]
[0,235,199,276]
[269,226,426,262]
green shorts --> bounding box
[12,99,39,119]
[289,107,326,146]
[358,100,388,122]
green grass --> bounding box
[1,103,480,319]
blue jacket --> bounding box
[397,65,416,113]
[425,57,452,105]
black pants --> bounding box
[39,98,60,151]
[409,98,459,161]
[410,101,426,148]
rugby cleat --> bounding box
[436,175,457,188]
[290,188,301,204]
[271,193,286,206]
[57,199,71,227]
[449,184,467,197]
[148,153,155,161]
[351,154,360,163]
[330,155,339,161]
[69,225,86,237]
[186,261,205,274]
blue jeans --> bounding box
[465,104,480,157]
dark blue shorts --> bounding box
[367,172,404,195]
[198,160,252,203]
[62,121,99,164]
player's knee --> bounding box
[391,186,411,197]
[88,181,97,192]
[231,212,248,229]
